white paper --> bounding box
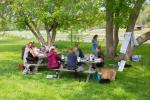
[120,32,132,54]
[118,60,126,72]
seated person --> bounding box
[26,42,39,64]
[23,42,39,74]
[39,46,46,54]
[74,43,84,58]
[74,43,85,67]
[66,48,78,70]
[47,46,61,69]
[96,46,104,59]
[95,46,104,68]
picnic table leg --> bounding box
[85,63,93,82]
[33,65,38,73]
[23,64,31,74]
[86,73,91,82]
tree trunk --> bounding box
[52,26,57,44]
[126,0,145,32]
[25,21,45,46]
[47,31,52,47]
[136,31,150,45]
[44,22,53,47]
[119,0,145,60]
[126,31,150,59]
[113,25,119,56]
[31,21,46,46]
[106,0,115,56]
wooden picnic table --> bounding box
[49,57,103,82]
[25,53,103,82]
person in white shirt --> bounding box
[23,42,39,74]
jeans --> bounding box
[92,47,97,56]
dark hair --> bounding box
[51,48,55,51]
[68,48,75,54]
[93,34,98,40]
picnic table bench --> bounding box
[24,54,102,82]
[49,66,97,82]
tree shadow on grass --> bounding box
[0,60,19,75]
[1,59,149,100]
[0,44,24,53]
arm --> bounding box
[56,53,61,61]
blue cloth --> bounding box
[92,39,98,56]
[92,39,98,49]
[92,47,97,56]
[67,53,77,69]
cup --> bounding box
[77,57,81,62]
[61,55,65,60]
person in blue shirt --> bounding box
[67,48,78,70]
[92,35,98,56]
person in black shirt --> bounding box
[74,43,84,58]
[95,46,104,67]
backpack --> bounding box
[101,68,116,80]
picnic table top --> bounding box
[37,53,103,63]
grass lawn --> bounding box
[0,35,150,100]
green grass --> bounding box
[0,35,150,100]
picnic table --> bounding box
[25,53,103,82]
[49,56,103,82]
[23,53,47,74]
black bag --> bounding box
[99,79,111,84]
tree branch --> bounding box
[25,20,45,46]
[44,22,53,46]
[30,21,46,45]
[136,31,150,45]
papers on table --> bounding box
[78,57,103,63]
[94,58,103,63]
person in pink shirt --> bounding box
[47,46,61,69]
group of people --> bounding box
[22,34,104,74]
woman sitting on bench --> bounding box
[47,46,61,69]
[26,42,39,64]
[23,42,39,74]
[47,46,61,78]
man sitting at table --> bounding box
[74,43,84,58]
[66,48,78,70]
[95,46,104,68]
[66,48,84,77]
